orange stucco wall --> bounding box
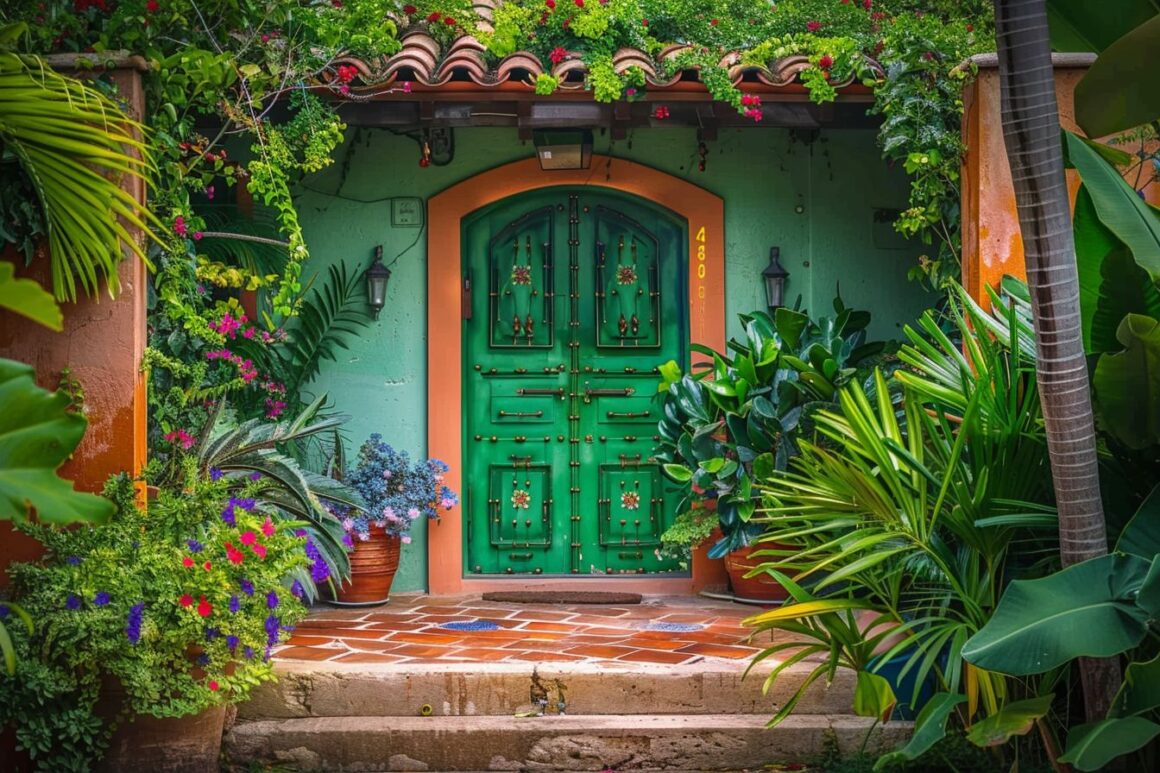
[0,61,148,587]
[962,55,1160,305]
[426,156,728,596]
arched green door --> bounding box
[462,188,688,577]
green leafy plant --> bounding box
[658,507,718,568]
[5,469,308,768]
[654,300,887,557]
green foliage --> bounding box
[9,469,308,731]
[1092,314,1160,450]
[653,299,887,556]
[0,24,161,301]
[658,507,717,568]
[1073,15,1160,137]
[0,357,114,525]
[0,260,62,330]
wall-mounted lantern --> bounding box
[762,247,790,312]
[366,245,392,319]
[533,129,593,170]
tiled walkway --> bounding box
[276,594,775,667]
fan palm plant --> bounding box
[747,289,1058,740]
[0,23,160,301]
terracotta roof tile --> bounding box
[322,21,882,97]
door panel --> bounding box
[464,190,686,576]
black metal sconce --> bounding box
[762,247,789,312]
[366,245,391,319]
[532,129,593,170]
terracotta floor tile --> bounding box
[325,628,389,640]
[275,646,340,661]
[341,640,406,654]
[565,607,630,617]
[365,620,435,632]
[658,613,714,624]
[297,618,368,629]
[457,629,530,641]
[449,647,517,661]
[616,649,695,665]
[363,612,425,623]
[675,642,758,659]
[621,637,690,651]
[564,634,633,646]
[414,605,469,615]
[567,614,629,625]
[386,631,466,645]
[508,651,583,662]
[564,644,639,659]
[390,643,459,658]
[516,621,575,633]
[416,614,479,625]
[285,634,339,646]
[508,610,576,622]
[574,626,635,636]
[334,652,407,663]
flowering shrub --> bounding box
[343,435,459,544]
[8,467,309,723]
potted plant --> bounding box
[654,299,889,602]
[1,465,308,772]
[332,435,458,606]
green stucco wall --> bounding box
[297,125,932,592]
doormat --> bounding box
[481,591,642,605]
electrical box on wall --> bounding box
[391,197,424,227]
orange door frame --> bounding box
[427,155,726,595]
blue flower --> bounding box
[126,603,145,645]
[66,556,81,566]
[311,557,330,583]
[249,471,262,481]
[239,578,255,596]
[264,614,281,646]
[65,594,81,610]
[221,504,236,527]
[266,590,279,609]
[243,646,255,660]
[210,467,224,481]
[229,595,241,614]
[205,627,220,641]
[290,580,304,599]
[226,634,240,653]
[186,539,204,553]
[0,604,9,619]
[93,591,111,607]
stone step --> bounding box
[225,713,911,771]
[239,660,858,720]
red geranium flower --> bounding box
[251,543,268,559]
[197,596,212,617]
[818,54,834,70]
[403,4,416,12]
[710,19,718,26]
[179,594,194,608]
[240,531,257,546]
[806,20,822,32]
[203,560,212,571]
[145,0,159,11]
[444,16,455,25]
[225,542,245,565]
[574,0,583,6]
[549,47,567,64]
[209,680,220,691]
[863,0,872,9]
[426,11,440,22]
[545,0,555,8]
[653,106,670,120]
[182,556,195,568]
[642,19,648,26]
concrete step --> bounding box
[239,660,858,720]
[224,713,912,771]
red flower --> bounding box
[966,23,974,32]
[549,47,567,64]
[741,93,762,107]
[145,0,159,11]
[196,596,212,617]
[818,54,834,70]
[240,530,257,546]
[545,0,555,8]
[922,51,935,61]
[806,21,822,32]
[653,106,670,120]
[710,19,718,26]
[863,0,872,9]
[426,11,440,22]
[562,17,570,28]
[203,560,212,571]
[261,517,276,537]
[443,16,455,25]
[225,542,245,565]
[182,556,195,568]
[403,4,416,12]
[641,19,648,26]
[208,680,220,691]
[574,0,583,6]
[251,543,268,559]
[179,594,194,608]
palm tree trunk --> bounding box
[991,0,1118,721]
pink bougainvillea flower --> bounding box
[261,517,276,537]
[549,47,567,65]
[173,215,188,237]
[179,594,194,608]
[239,531,257,546]
[197,596,212,617]
[251,543,268,559]
[402,81,412,93]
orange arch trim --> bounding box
[427,155,726,595]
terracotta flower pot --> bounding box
[330,531,401,607]
[724,543,790,603]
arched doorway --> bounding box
[427,156,725,594]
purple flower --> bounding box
[303,537,320,561]
[341,533,354,548]
[226,634,239,653]
[0,604,9,619]
[249,472,262,481]
[290,580,304,599]
[239,578,255,596]
[266,591,279,609]
[186,539,204,553]
[126,603,145,644]
[229,595,240,614]
[205,627,220,641]
[311,557,330,583]
[265,614,281,646]
[65,594,81,610]
[221,505,236,527]
[243,646,255,660]
[66,556,81,566]
[210,467,224,481]
[93,591,111,607]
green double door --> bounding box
[463,188,687,576]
